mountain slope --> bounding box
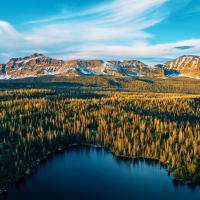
[164,55,200,78]
[0,53,199,79]
[0,53,163,79]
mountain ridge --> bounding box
[0,54,199,79]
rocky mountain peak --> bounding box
[164,55,200,78]
[0,54,199,79]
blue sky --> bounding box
[0,0,200,65]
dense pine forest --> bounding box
[0,88,200,189]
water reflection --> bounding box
[114,156,133,169]
[172,178,200,192]
[2,193,7,199]
[1,146,200,200]
[114,156,162,170]
[188,183,200,192]
[173,179,179,188]
[14,176,26,191]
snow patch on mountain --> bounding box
[0,73,11,79]
[1,54,199,80]
[76,64,96,75]
[102,62,120,71]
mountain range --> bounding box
[0,53,199,79]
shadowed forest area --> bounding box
[0,75,200,94]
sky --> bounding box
[0,0,200,65]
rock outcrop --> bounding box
[164,55,200,78]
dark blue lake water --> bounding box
[1,146,200,200]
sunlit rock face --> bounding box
[0,54,199,79]
[164,55,200,78]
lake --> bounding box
[1,146,200,200]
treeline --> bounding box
[51,76,200,93]
[0,89,200,188]
[0,75,200,94]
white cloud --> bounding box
[27,0,166,25]
[0,21,17,34]
[0,0,197,64]
[55,39,200,65]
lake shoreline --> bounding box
[0,142,106,193]
[0,142,194,193]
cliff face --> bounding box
[3,53,64,79]
[0,53,199,79]
[164,55,200,78]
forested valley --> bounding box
[0,89,200,189]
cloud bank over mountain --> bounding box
[0,0,200,64]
